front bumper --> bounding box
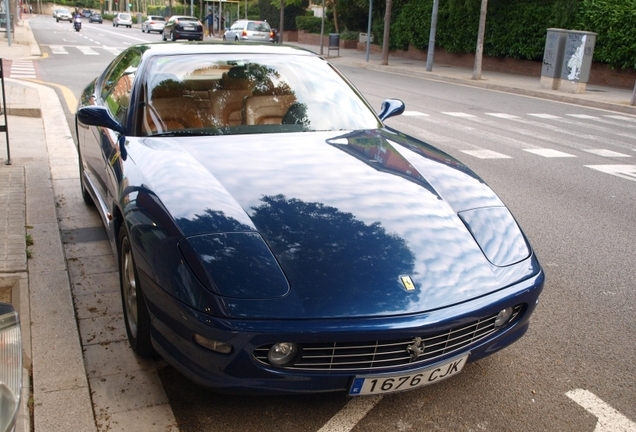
[142,268,544,394]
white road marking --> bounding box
[9,60,36,78]
[566,389,636,432]
[585,165,636,182]
[442,112,477,118]
[583,149,632,158]
[101,46,122,55]
[528,113,561,119]
[49,45,69,54]
[402,111,429,116]
[604,115,636,122]
[524,148,576,158]
[77,46,99,55]
[566,114,599,119]
[485,113,520,119]
[461,149,512,159]
[317,395,384,432]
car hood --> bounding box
[130,130,536,319]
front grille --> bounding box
[253,305,522,371]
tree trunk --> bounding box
[472,0,488,80]
[332,0,339,34]
[381,0,392,65]
[279,0,284,43]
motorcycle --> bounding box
[73,16,82,32]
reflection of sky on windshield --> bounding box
[131,131,523,310]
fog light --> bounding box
[193,334,232,354]
[268,342,297,366]
[494,307,514,328]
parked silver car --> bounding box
[223,19,272,42]
[141,15,166,33]
[113,12,132,28]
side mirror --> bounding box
[76,105,126,135]
[378,99,405,122]
[0,302,22,432]
[76,105,127,159]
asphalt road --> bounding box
[27,15,636,431]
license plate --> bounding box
[349,354,469,396]
[184,26,194,30]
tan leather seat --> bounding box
[243,94,297,125]
[208,70,254,126]
[209,89,252,126]
[144,79,204,134]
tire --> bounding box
[119,228,153,356]
[78,154,94,206]
[222,35,226,41]
[141,27,145,32]
[171,31,176,41]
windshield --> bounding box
[138,54,381,137]
[120,13,131,19]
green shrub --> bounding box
[576,0,636,68]
[296,16,322,32]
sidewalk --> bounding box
[0,17,635,432]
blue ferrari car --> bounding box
[74,42,544,395]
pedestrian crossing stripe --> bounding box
[566,114,598,119]
[8,60,36,79]
[528,114,561,119]
[49,45,69,54]
[442,112,477,118]
[402,111,429,116]
[485,113,520,119]
[583,149,632,158]
[77,46,99,55]
[585,165,636,182]
[460,150,512,159]
[604,115,636,121]
[524,149,576,158]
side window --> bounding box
[101,50,141,126]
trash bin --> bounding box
[0,13,13,29]
[559,30,596,94]
[328,33,339,57]
[540,28,567,90]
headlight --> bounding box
[458,207,530,267]
[0,304,22,432]
[268,343,298,366]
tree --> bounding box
[472,0,488,80]
[381,0,392,65]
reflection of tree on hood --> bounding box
[250,194,415,297]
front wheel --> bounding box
[119,228,153,356]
